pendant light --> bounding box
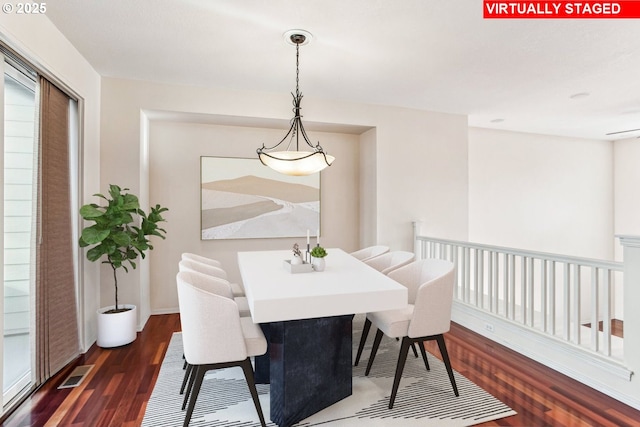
[257,30,334,176]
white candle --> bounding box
[307,229,310,245]
[317,229,320,246]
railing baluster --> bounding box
[550,261,556,336]
[478,249,484,308]
[460,247,466,301]
[509,254,516,320]
[487,251,495,313]
[464,247,471,303]
[494,252,500,314]
[573,264,581,345]
[503,252,509,318]
[452,245,460,299]
[528,257,534,327]
[521,256,527,324]
[603,269,612,356]
[591,266,599,352]
[473,248,479,307]
[563,263,571,341]
[541,259,548,333]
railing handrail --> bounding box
[415,235,623,271]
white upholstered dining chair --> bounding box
[363,259,459,409]
[177,272,267,427]
[175,266,251,317]
[176,269,251,398]
[363,250,415,275]
[354,250,417,365]
[181,252,223,268]
[349,245,390,262]
[178,257,245,296]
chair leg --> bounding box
[180,363,193,395]
[182,362,198,410]
[410,342,419,358]
[389,337,411,409]
[354,318,372,366]
[436,334,459,397]
[183,365,205,427]
[240,358,267,427]
[418,341,430,371]
[364,329,384,376]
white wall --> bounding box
[100,77,469,327]
[614,137,640,260]
[359,128,377,247]
[0,15,101,351]
[148,120,360,313]
[611,137,640,318]
[468,127,614,260]
[377,109,469,245]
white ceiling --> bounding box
[45,0,640,140]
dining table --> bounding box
[237,248,408,427]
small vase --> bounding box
[291,255,303,265]
[312,256,325,272]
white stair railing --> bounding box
[414,234,623,360]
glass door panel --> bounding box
[3,63,36,406]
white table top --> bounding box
[237,248,408,323]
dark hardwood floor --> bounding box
[3,314,639,426]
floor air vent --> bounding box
[58,365,94,389]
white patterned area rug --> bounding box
[142,317,516,427]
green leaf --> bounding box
[110,230,132,246]
[102,240,117,255]
[86,245,107,262]
[121,193,140,211]
[81,225,110,244]
[108,184,122,200]
[79,204,104,219]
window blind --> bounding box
[35,77,80,381]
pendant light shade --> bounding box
[258,150,335,176]
[257,30,334,176]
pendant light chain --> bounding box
[291,41,301,150]
[296,42,300,98]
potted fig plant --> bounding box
[310,245,327,272]
[79,184,168,347]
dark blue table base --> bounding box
[255,315,353,427]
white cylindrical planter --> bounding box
[96,304,137,348]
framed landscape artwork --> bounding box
[200,156,320,240]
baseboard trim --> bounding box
[151,307,179,315]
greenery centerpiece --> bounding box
[79,184,168,313]
[310,245,327,272]
[310,246,327,258]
